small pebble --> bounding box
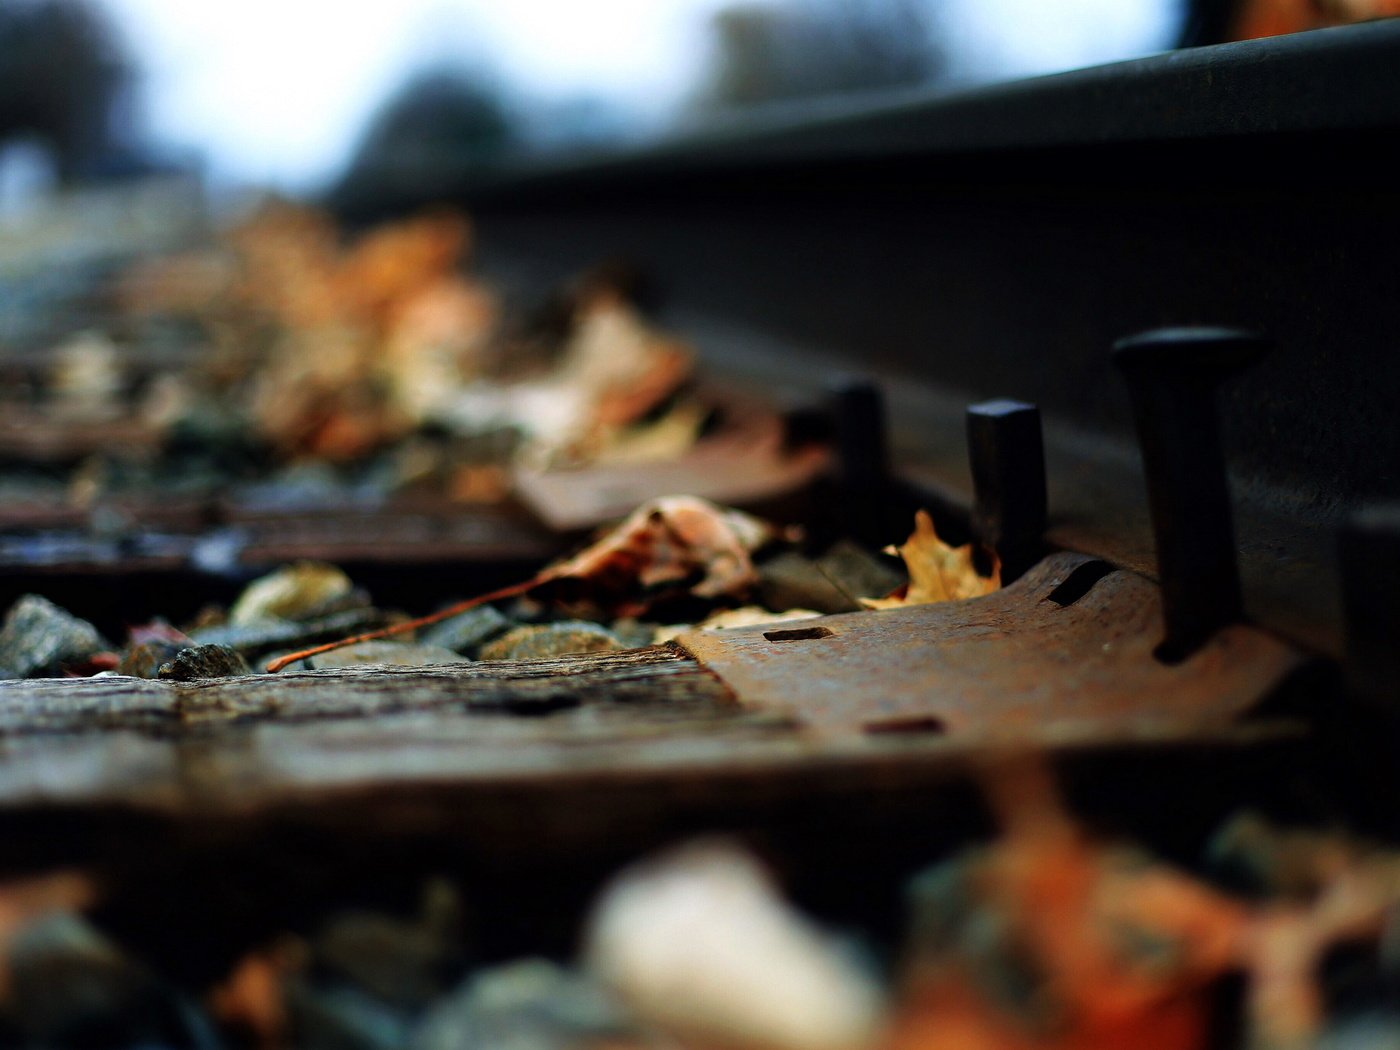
[157,644,252,681]
[478,622,624,661]
[305,642,467,670]
[758,541,906,615]
[757,552,858,614]
[420,605,512,656]
[229,562,355,626]
[191,607,387,656]
[606,618,658,649]
[0,594,111,678]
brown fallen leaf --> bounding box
[861,510,999,609]
[541,495,785,610]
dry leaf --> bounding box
[492,300,696,467]
[860,510,998,609]
[541,495,787,613]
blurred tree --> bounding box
[349,69,515,171]
[697,0,942,110]
[0,0,137,182]
[332,65,518,212]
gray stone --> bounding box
[419,604,512,656]
[190,607,388,656]
[607,618,659,649]
[157,644,252,681]
[757,551,857,614]
[305,642,468,670]
[0,594,111,677]
[819,540,907,603]
[412,960,635,1050]
[479,622,624,661]
[757,542,905,614]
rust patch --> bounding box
[675,553,1302,740]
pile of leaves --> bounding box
[3,198,707,511]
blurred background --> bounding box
[3,0,1396,209]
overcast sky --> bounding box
[97,0,1181,190]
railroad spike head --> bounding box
[1113,326,1272,385]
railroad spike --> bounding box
[1112,327,1270,662]
[828,376,892,547]
[966,399,1047,584]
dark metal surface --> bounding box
[676,552,1301,738]
[966,399,1046,583]
[1113,327,1270,661]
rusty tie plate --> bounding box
[675,553,1302,740]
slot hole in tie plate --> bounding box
[1045,560,1116,607]
[763,626,835,642]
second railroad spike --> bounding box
[966,399,1047,584]
[1112,326,1270,662]
[829,376,892,547]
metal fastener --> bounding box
[966,399,1047,584]
[1113,327,1270,661]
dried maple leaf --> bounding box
[860,510,998,609]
